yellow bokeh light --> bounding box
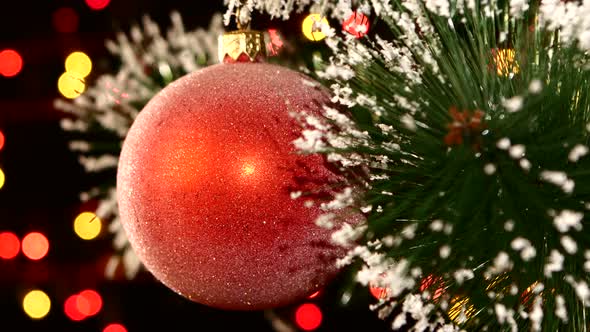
[493,48,519,77]
[302,14,330,41]
[23,290,51,319]
[65,52,92,78]
[0,167,5,190]
[447,296,475,324]
[74,212,102,240]
[58,72,86,99]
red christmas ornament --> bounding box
[117,31,352,310]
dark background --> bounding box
[0,1,389,331]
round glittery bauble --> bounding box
[117,62,349,310]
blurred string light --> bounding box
[58,52,92,99]
[74,212,102,240]
[64,295,87,321]
[64,289,103,321]
[301,14,330,41]
[23,290,51,319]
[342,11,370,38]
[52,7,79,33]
[0,168,5,190]
[0,49,23,77]
[104,323,127,332]
[77,290,102,316]
[85,0,111,11]
[22,232,49,260]
[266,29,284,56]
[0,232,20,259]
[65,52,92,78]
[0,130,5,150]
[58,73,86,99]
[294,303,322,331]
[369,283,390,300]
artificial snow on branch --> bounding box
[299,0,590,330]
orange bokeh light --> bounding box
[0,49,23,77]
[103,323,127,332]
[22,232,49,260]
[295,303,323,331]
[0,232,20,259]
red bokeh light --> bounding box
[0,49,23,77]
[369,285,390,300]
[342,11,370,38]
[419,274,444,300]
[295,303,322,331]
[22,232,49,260]
[64,295,87,321]
[0,232,20,259]
[85,0,110,10]
[77,290,102,316]
[52,7,79,33]
[103,323,127,332]
[266,29,284,56]
[0,130,5,150]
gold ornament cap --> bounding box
[218,30,266,63]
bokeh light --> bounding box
[0,49,23,77]
[22,232,49,260]
[85,0,111,10]
[0,167,5,190]
[342,11,370,38]
[23,290,51,319]
[77,290,102,316]
[104,323,127,332]
[74,212,102,240]
[301,14,330,41]
[64,295,87,321]
[52,7,79,33]
[58,72,86,99]
[369,284,390,300]
[65,52,92,78]
[0,130,5,150]
[295,303,322,331]
[493,48,520,77]
[0,232,20,259]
